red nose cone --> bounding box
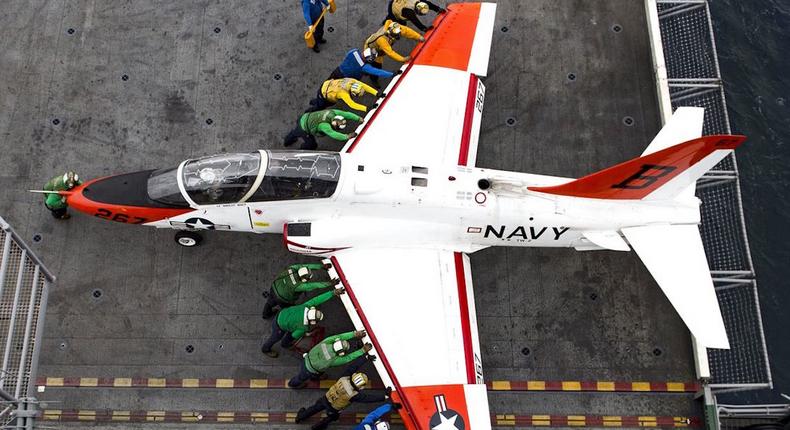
[66,173,191,224]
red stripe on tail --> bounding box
[528,135,745,199]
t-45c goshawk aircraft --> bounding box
[53,3,742,429]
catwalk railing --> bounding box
[0,216,54,429]
[645,0,772,394]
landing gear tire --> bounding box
[175,231,202,247]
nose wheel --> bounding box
[175,231,203,247]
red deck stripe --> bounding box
[330,256,419,429]
[453,252,476,384]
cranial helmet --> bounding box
[305,307,324,325]
[63,172,79,189]
[350,82,364,96]
[331,115,348,130]
[387,22,402,38]
[297,267,312,281]
[332,339,350,356]
[362,47,378,63]
[415,2,429,14]
[351,372,369,389]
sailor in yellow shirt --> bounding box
[363,20,424,65]
[309,78,379,113]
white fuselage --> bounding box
[151,153,700,255]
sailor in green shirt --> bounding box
[42,172,81,219]
[283,109,361,150]
[288,330,372,388]
[262,262,337,319]
[261,289,341,358]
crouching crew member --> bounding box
[43,172,81,220]
[261,289,341,358]
[296,372,386,430]
[386,0,445,32]
[288,329,371,388]
[310,78,378,113]
[284,109,361,150]
[262,262,336,319]
[363,21,424,66]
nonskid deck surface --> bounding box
[0,0,700,427]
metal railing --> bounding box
[0,216,54,429]
[645,0,772,393]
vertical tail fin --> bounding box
[529,108,745,201]
[529,134,745,200]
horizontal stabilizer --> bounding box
[622,224,729,349]
[582,230,630,251]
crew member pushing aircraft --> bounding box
[309,78,379,113]
[363,21,424,66]
[262,262,337,318]
[296,372,386,430]
[284,109,361,150]
[288,329,372,388]
[329,48,399,88]
[261,289,341,358]
[385,0,445,32]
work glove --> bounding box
[323,262,333,270]
[348,132,358,138]
[333,286,346,296]
[426,25,434,31]
[404,55,411,62]
[363,343,373,353]
[354,330,367,338]
[380,92,387,98]
[419,36,425,42]
[439,7,447,13]
[332,278,342,286]
[371,103,380,109]
[394,69,403,76]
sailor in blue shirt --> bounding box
[354,403,393,430]
[303,0,329,52]
[329,48,401,88]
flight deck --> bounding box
[0,0,767,428]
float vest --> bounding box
[325,376,358,410]
[392,0,420,20]
[321,78,358,101]
[363,26,393,51]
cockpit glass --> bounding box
[182,152,261,205]
[147,167,190,207]
[249,151,341,201]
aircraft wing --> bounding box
[325,248,490,430]
[341,2,497,168]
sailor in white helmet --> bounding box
[297,370,390,430]
[262,262,336,319]
[288,329,373,388]
[385,0,446,32]
[261,288,343,358]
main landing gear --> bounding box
[174,231,203,247]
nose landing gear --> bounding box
[174,231,203,247]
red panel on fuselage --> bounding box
[67,178,192,224]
